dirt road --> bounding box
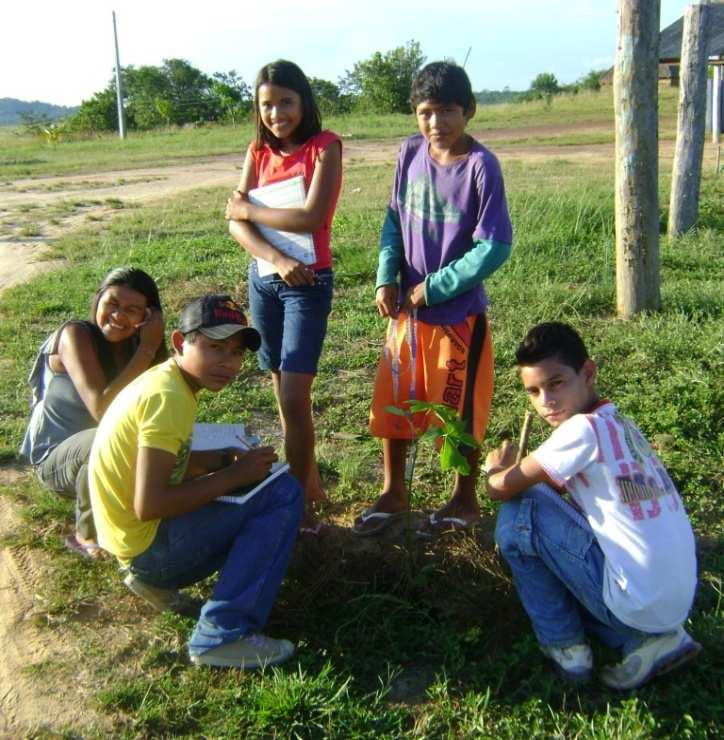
[0,122,625,295]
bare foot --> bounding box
[352,490,409,534]
[299,511,326,536]
[429,496,481,532]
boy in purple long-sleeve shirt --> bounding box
[354,62,512,535]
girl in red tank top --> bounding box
[225,60,342,534]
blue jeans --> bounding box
[128,472,303,655]
[248,262,333,374]
[495,484,646,654]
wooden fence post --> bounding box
[669,3,712,237]
[614,0,661,317]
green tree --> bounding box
[211,70,252,125]
[341,40,425,113]
[123,64,170,128]
[579,69,604,92]
[530,72,560,98]
[66,59,249,133]
[65,87,117,133]
[308,77,351,116]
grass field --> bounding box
[0,94,722,737]
[0,88,679,180]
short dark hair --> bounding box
[515,322,590,372]
[254,60,321,150]
[410,61,475,111]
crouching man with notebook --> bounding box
[89,294,302,669]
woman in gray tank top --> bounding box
[21,267,166,557]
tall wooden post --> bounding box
[614,0,661,317]
[669,3,712,237]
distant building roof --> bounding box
[659,2,724,62]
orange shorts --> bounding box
[369,311,494,442]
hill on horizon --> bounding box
[0,98,79,126]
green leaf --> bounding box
[405,400,439,413]
[439,438,455,470]
[384,405,409,417]
[420,427,442,443]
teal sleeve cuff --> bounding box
[376,207,403,289]
[424,239,511,306]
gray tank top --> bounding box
[20,322,98,465]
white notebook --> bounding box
[191,423,290,506]
[248,175,316,277]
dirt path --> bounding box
[0,121,625,295]
[0,475,102,736]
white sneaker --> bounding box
[541,643,593,684]
[189,633,296,669]
[123,572,194,614]
[601,626,701,690]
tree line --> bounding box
[30,41,606,135]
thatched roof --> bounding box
[659,2,724,62]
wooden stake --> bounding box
[614,0,661,317]
[516,411,534,464]
[669,2,712,237]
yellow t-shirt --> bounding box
[89,359,197,563]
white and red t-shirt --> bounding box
[532,401,697,632]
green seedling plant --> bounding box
[385,400,479,521]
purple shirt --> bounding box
[390,134,512,325]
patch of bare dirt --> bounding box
[0,477,103,736]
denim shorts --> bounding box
[248,261,333,375]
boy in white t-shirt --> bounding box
[487,322,700,689]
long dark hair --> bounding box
[254,60,321,150]
[87,267,167,379]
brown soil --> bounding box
[0,477,104,736]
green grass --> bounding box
[0,142,721,736]
[0,88,679,181]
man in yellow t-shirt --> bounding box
[90,294,302,670]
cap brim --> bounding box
[199,325,261,351]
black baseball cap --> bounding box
[178,294,261,350]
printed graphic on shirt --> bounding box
[588,412,682,521]
[170,438,191,485]
[399,175,463,234]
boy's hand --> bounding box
[485,440,519,475]
[225,191,250,221]
[375,284,399,318]
[226,446,278,487]
[401,282,426,313]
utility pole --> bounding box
[669,2,711,237]
[112,11,126,140]
[713,63,721,172]
[613,0,661,317]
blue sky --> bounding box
[2,0,692,106]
